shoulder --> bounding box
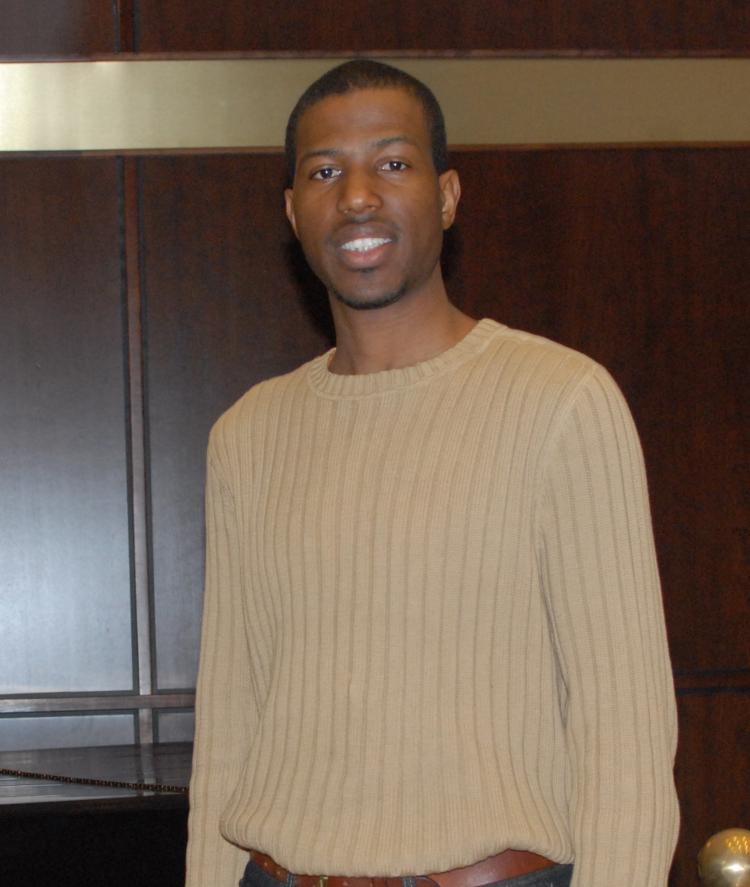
[206,354,323,469]
[489,331,644,477]
[476,324,637,464]
[481,322,619,406]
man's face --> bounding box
[285,87,460,312]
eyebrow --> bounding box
[297,135,419,167]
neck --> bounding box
[327,289,476,375]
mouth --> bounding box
[336,235,395,269]
[340,236,392,253]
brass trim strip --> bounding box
[1,58,749,151]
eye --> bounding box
[380,160,409,172]
[310,166,341,181]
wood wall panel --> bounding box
[2,0,746,56]
[136,0,750,54]
[0,0,118,56]
[448,147,750,677]
[139,155,331,690]
[671,692,750,885]
[0,158,133,693]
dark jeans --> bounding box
[239,858,573,887]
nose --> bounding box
[336,167,382,216]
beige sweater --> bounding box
[186,319,679,887]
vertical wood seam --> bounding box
[115,0,137,54]
[123,157,154,743]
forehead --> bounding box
[295,87,431,154]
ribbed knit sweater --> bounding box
[186,319,679,887]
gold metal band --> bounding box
[2,58,750,152]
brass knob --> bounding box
[698,829,750,886]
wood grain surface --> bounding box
[135,1,750,55]
[3,0,748,57]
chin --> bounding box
[330,283,408,312]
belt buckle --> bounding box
[318,877,328,887]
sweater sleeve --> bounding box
[537,364,679,887]
[186,431,256,886]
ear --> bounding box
[438,169,461,230]
[284,188,298,238]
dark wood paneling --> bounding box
[136,0,750,54]
[118,0,137,53]
[139,155,332,691]
[670,691,750,886]
[449,147,750,676]
[0,0,117,56]
[0,157,134,693]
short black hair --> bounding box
[284,59,448,184]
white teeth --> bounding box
[341,237,390,252]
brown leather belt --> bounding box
[249,848,555,887]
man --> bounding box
[186,60,679,887]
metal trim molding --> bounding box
[1,58,749,151]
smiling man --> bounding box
[284,85,459,318]
[186,61,679,887]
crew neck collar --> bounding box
[306,318,503,399]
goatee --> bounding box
[330,283,407,311]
